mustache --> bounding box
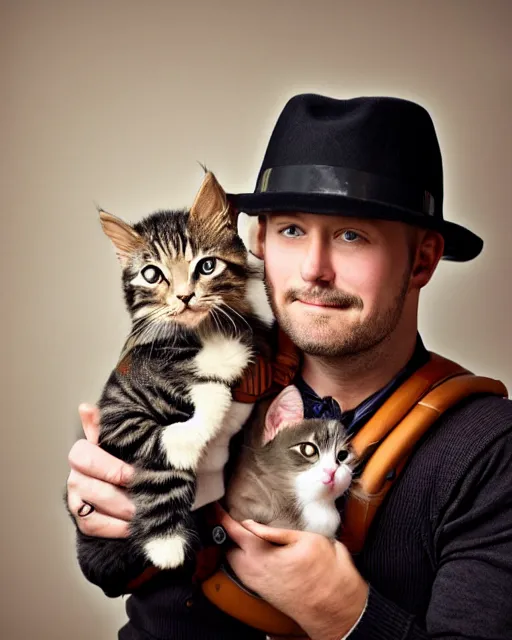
[285,287,363,309]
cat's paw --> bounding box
[144,534,188,569]
[161,419,201,469]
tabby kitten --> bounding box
[226,385,359,537]
[76,172,272,594]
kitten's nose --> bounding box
[322,468,336,485]
[177,293,194,305]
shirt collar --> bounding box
[294,334,430,436]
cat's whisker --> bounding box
[131,304,166,329]
[209,308,223,335]
[133,308,173,339]
[126,308,168,348]
[213,305,240,337]
[220,303,253,334]
[121,313,171,361]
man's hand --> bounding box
[67,404,136,538]
[219,507,369,640]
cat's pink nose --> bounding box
[322,468,336,485]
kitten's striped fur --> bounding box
[76,173,271,594]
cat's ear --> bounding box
[189,170,237,231]
[99,210,145,267]
[263,385,304,445]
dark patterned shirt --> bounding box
[295,334,430,434]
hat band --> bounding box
[256,165,436,217]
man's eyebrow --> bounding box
[268,212,306,223]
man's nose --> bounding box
[300,236,335,283]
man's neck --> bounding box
[300,331,418,413]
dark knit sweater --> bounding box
[83,347,512,640]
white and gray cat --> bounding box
[227,385,360,538]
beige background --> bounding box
[1,1,511,638]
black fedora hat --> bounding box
[228,94,482,262]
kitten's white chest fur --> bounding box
[194,335,252,382]
[301,501,341,538]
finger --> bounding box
[225,545,246,575]
[217,506,265,550]
[67,469,135,521]
[78,403,100,444]
[240,519,299,546]
[72,503,130,538]
[68,438,134,487]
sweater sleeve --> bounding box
[348,430,512,640]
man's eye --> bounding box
[343,230,359,242]
[281,225,304,238]
[342,230,360,242]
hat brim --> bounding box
[227,191,483,262]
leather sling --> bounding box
[200,353,508,637]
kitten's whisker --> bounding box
[122,308,174,358]
[213,305,239,336]
[210,308,222,335]
[220,303,253,334]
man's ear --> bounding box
[410,229,444,288]
[251,216,266,259]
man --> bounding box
[67,94,512,639]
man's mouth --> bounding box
[296,298,351,310]
[299,299,344,308]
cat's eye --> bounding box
[337,449,350,463]
[141,266,163,284]
[298,443,319,459]
[196,258,217,276]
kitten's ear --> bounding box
[99,210,145,267]
[189,170,236,231]
[263,385,304,445]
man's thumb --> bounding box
[78,404,100,445]
[240,519,298,545]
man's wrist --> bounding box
[302,578,370,640]
[337,585,369,639]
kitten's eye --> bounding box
[337,449,350,463]
[196,258,217,276]
[141,266,163,284]
[299,443,319,459]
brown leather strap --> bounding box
[347,353,470,460]
[341,372,508,553]
[201,567,305,636]
[126,565,161,592]
[200,354,508,636]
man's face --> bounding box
[259,213,418,357]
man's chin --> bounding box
[282,324,348,356]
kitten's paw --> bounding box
[161,382,233,470]
[144,534,188,569]
[162,420,202,470]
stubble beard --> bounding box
[265,268,413,358]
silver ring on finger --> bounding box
[77,501,95,518]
